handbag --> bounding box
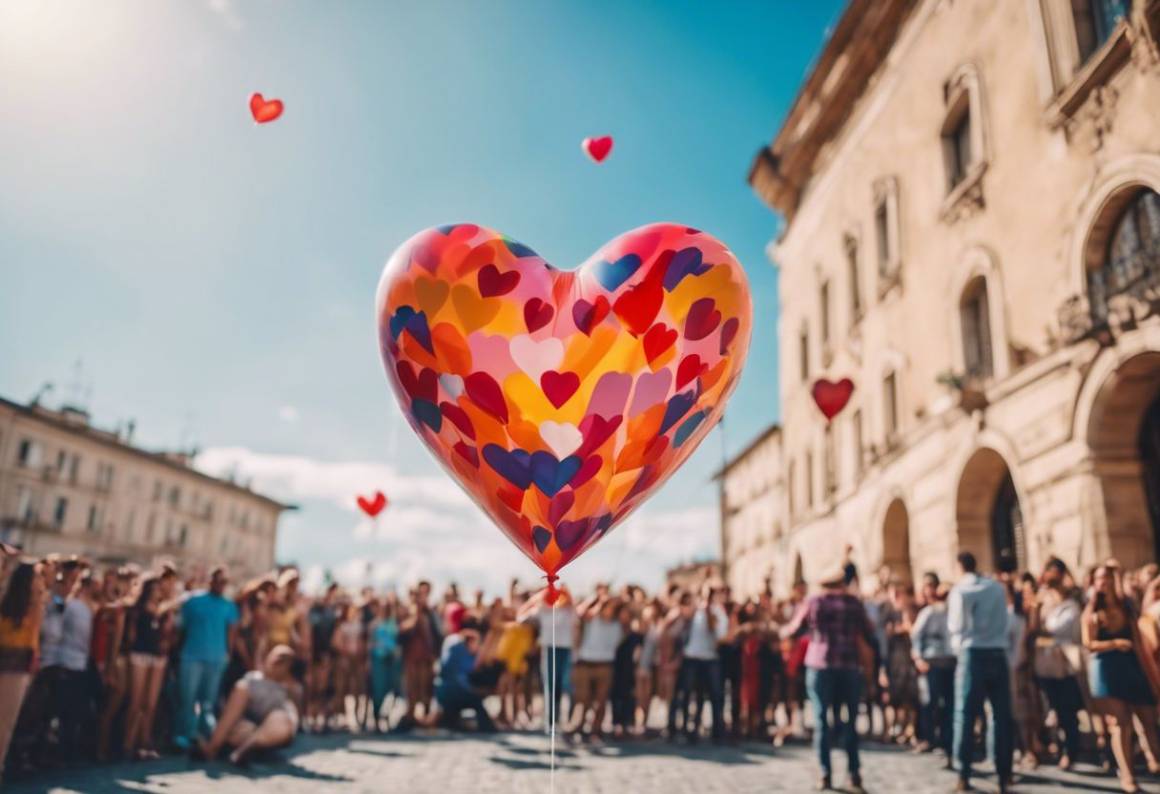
[1032,639,1072,679]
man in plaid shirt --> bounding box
[782,562,876,794]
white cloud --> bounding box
[206,0,243,31]
[277,405,300,424]
[194,446,471,512]
[195,446,719,598]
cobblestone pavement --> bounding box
[7,731,1139,794]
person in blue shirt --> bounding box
[432,628,495,732]
[176,567,238,750]
[947,552,1012,793]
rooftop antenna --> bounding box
[64,359,88,410]
[178,410,199,454]
[30,382,54,407]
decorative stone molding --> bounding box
[1127,0,1160,70]
[1063,84,1119,153]
[940,162,988,223]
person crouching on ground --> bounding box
[431,628,496,732]
[196,645,301,765]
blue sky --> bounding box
[1,0,843,592]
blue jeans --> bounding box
[669,658,724,738]
[954,648,1012,783]
[176,658,227,747]
[541,647,572,733]
[805,667,862,778]
[924,662,956,754]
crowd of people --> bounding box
[4,542,1160,793]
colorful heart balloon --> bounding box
[249,92,284,124]
[582,136,614,163]
[376,223,751,583]
[357,491,388,518]
[811,377,855,421]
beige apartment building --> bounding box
[724,0,1160,597]
[0,396,290,581]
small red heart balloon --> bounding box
[357,491,388,518]
[582,136,613,163]
[249,92,284,124]
[811,378,855,421]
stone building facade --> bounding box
[0,396,290,581]
[727,0,1160,597]
[718,425,785,596]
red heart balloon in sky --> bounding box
[376,223,752,581]
[249,93,284,124]
[357,491,388,518]
[811,378,855,421]
[582,136,613,163]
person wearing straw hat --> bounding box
[781,558,876,793]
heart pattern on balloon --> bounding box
[376,223,752,578]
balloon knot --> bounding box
[544,574,561,606]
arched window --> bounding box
[960,276,994,379]
[1088,189,1160,322]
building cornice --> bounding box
[748,0,917,220]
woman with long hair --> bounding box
[122,574,173,760]
[1082,564,1160,792]
[0,561,46,781]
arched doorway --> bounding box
[882,498,912,583]
[956,448,1026,573]
[1088,352,1160,566]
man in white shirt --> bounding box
[671,583,727,742]
[947,552,1012,793]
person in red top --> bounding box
[782,562,876,794]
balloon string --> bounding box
[550,598,557,794]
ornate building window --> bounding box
[945,100,973,190]
[940,64,988,222]
[1031,0,1140,130]
[960,277,994,379]
[1073,0,1131,64]
[805,450,815,509]
[819,279,832,364]
[851,409,864,479]
[799,324,811,382]
[845,233,863,324]
[1087,188,1160,323]
[883,371,899,441]
[873,176,902,295]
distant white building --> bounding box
[718,425,784,597]
[0,395,292,581]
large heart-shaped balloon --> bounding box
[376,223,752,578]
